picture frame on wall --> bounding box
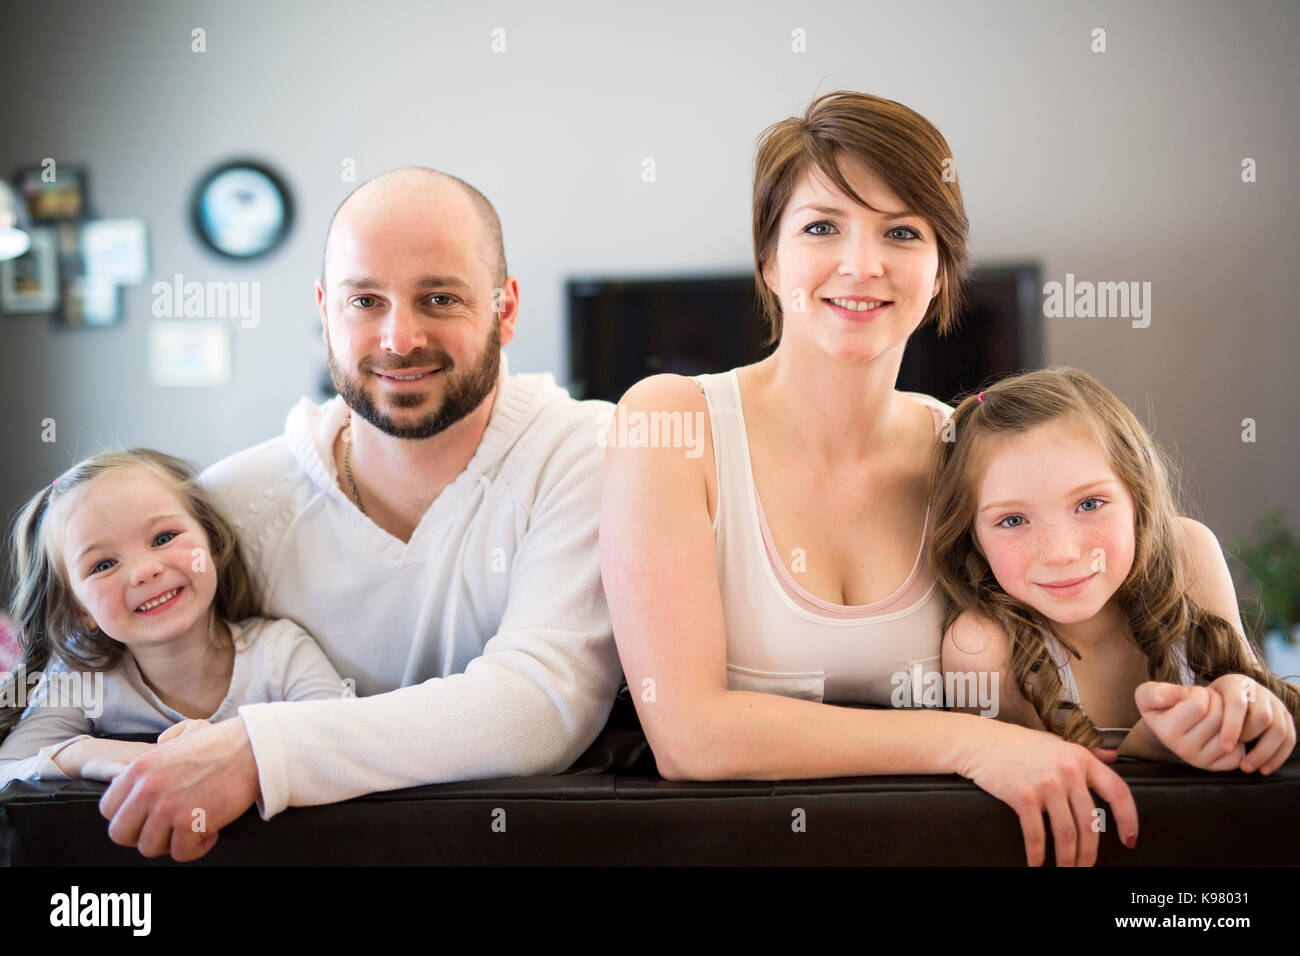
[0,227,59,314]
[13,165,89,223]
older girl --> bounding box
[931,367,1297,771]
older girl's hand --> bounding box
[957,719,1139,867]
[1208,674,1296,773]
[1134,682,1243,771]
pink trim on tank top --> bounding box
[750,399,945,620]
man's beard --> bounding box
[326,319,501,440]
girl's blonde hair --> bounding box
[927,367,1300,747]
[0,448,260,741]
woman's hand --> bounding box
[1206,674,1296,773]
[1134,682,1244,771]
[157,718,213,744]
[957,719,1139,867]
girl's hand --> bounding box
[1134,682,1244,771]
[79,741,154,782]
[1208,674,1297,774]
[958,719,1139,867]
[157,718,213,744]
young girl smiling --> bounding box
[931,368,1297,771]
[0,448,346,787]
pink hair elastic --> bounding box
[977,392,984,403]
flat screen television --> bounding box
[567,263,1043,406]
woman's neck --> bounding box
[744,333,915,465]
[130,614,235,720]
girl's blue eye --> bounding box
[803,221,835,236]
[1079,497,1105,513]
[90,559,114,574]
[996,515,1024,529]
[154,531,178,546]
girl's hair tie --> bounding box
[977,392,984,403]
[52,477,60,490]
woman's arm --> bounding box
[599,376,1138,866]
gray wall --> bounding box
[2,0,1297,591]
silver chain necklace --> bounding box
[343,416,366,516]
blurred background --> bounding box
[1,0,1296,662]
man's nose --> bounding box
[378,303,429,355]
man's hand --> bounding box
[99,716,261,861]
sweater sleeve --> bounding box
[269,620,349,703]
[0,667,97,787]
[237,416,624,819]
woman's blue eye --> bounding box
[1079,497,1105,513]
[803,221,836,236]
[153,531,178,546]
[889,226,921,240]
[996,515,1024,529]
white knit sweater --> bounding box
[199,353,623,819]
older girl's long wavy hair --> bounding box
[927,367,1300,747]
[0,448,261,742]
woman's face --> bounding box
[971,421,1137,628]
[762,156,942,363]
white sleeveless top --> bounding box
[695,369,954,707]
[1044,632,1196,748]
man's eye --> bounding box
[430,294,456,306]
[802,221,836,237]
[154,531,178,546]
[351,295,377,308]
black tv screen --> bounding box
[567,263,1042,405]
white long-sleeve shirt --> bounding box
[0,617,344,789]
[198,352,623,819]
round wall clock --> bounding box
[190,160,293,259]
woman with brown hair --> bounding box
[597,90,1235,867]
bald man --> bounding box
[98,168,623,860]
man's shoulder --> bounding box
[199,433,301,509]
[506,373,611,463]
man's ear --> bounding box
[495,275,520,349]
[315,277,329,346]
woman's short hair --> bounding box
[751,90,971,345]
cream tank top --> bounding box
[694,369,954,708]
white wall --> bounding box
[2,0,1297,584]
